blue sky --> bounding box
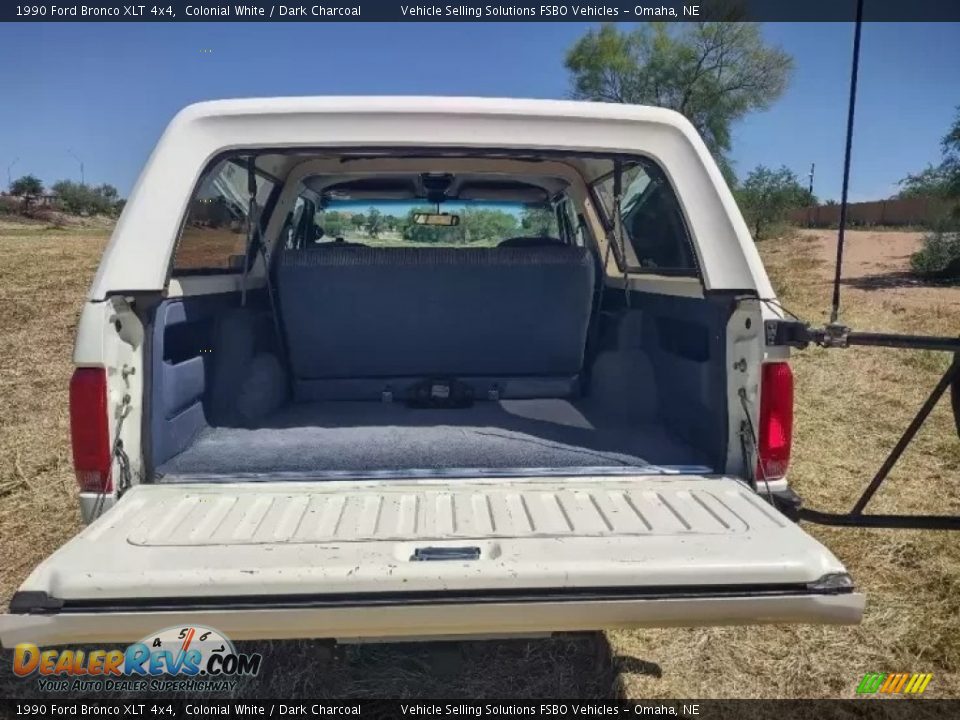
[1,22,957,201]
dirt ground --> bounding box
[801,228,960,313]
[0,222,957,700]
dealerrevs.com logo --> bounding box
[13,625,262,693]
[856,672,933,695]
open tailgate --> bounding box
[1,476,863,646]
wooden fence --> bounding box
[790,196,953,228]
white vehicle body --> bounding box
[1,97,864,648]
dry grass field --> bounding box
[0,220,957,700]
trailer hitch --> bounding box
[766,320,960,356]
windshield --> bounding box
[317,199,558,248]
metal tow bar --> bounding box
[768,321,960,531]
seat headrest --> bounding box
[498,236,566,249]
[307,240,368,249]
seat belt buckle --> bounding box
[430,382,451,400]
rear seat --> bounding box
[276,245,595,400]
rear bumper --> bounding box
[1,592,865,647]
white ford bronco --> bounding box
[0,97,865,647]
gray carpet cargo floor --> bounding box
[158,399,709,477]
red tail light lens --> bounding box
[69,368,112,493]
[757,361,793,481]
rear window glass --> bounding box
[593,163,698,275]
[313,199,560,249]
[172,160,275,275]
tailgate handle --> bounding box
[411,546,481,562]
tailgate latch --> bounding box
[411,546,481,562]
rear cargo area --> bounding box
[158,398,710,477]
[150,245,730,480]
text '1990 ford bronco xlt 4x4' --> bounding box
[0,97,866,648]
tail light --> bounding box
[69,368,112,493]
[757,361,793,481]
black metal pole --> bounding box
[799,508,960,530]
[850,357,960,515]
[830,0,865,325]
[845,332,960,353]
[953,354,960,437]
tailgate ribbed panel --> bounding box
[119,481,785,547]
[17,478,853,606]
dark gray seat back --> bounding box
[276,246,595,399]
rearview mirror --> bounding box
[413,212,460,227]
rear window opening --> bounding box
[149,150,727,483]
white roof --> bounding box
[177,94,699,126]
[89,96,769,299]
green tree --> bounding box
[96,183,119,202]
[897,165,954,200]
[460,208,519,243]
[898,106,960,202]
[349,213,366,232]
[365,207,383,238]
[10,174,43,196]
[51,180,123,216]
[735,165,809,240]
[10,174,44,211]
[520,207,557,236]
[96,184,124,215]
[323,210,347,237]
[382,214,400,233]
[565,22,793,182]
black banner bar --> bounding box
[2,699,960,720]
[2,0,960,23]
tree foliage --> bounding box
[735,165,811,240]
[565,22,793,181]
[10,174,44,197]
[364,207,383,238]
[323,211,348,237]
[897,165,956,200]
[461,208,520,242]
[10,175,44,211]
[520,207,557,236]
[51,180,123,216]
[898,106,960,202]
[907,107,960,277]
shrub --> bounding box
[910,230,960,278]
[0,195,20,215]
